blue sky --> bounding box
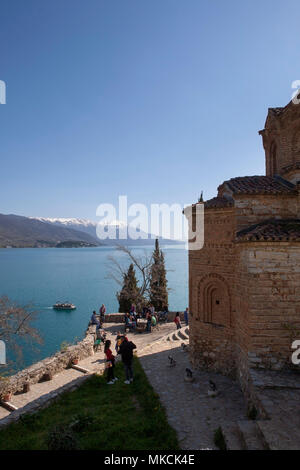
[1,0,300,220]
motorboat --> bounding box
[53,301,76,311]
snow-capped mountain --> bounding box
[29,217,182,246]
[0,214,101,248]
[30,217,98,238]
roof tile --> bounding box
[219,175,296,195]
[203,196,234,210]
[236,219,300,242]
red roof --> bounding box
[219,176,296,195]
[204,196,234,210]
[237,219,300,242]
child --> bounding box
[104,340,118,385]
[174,312,182,330]
[151,314,157,327]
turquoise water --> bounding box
[0,245,188,371]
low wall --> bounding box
[0,310,185,399]
[0,324,96,399]
[103,311,185,323]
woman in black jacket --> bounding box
[118,337,136,384]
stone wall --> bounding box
[189,322,236,376]
[233,195,298,232]
[0,324,96,399]
[237,242,300,374]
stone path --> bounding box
[246,369,300,450]
[137,327,247,450]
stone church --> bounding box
[186,98,300,394]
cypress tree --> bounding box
[118,263,142,313]
[149,239,169,311]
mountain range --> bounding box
[0,214,182,248]
[0,214,101,248]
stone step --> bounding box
[177,329,188,341]
[257,419,300,450]
[172,332,180,341]
[71,364,91,374]
[184,327,190,336]
[0,401,18,412]
[237,420,268,450]
[221,423,244,450]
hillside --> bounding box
[30,217,184,246]
[0,214,101,248]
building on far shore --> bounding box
[185,97,300,394]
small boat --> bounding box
[53,301,76,311]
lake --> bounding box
[0,245,188,371]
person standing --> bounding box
[104,340,118,385]
[149,304,155,316]
[99,304,106,324]
[174,312,182,330]
[118,337,137,384]
[184,307,189,326]
[146,311,152,333]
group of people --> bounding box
[123,304,161,333]
[104,334,136,385]
[124,304,189,333]
[90,303,189,386]
[90,304,107,326]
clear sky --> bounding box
[1,0,300,220]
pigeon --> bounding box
[209,380,217,391]
[168,355,176,367]
[184,368,195,383]
[208,380,218,397]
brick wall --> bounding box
[188,207,237,374]
[261,104,300,181]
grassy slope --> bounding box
[0,358,179,450]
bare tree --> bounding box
[0,296,42,372]
[107,243,172,312]
[107,245,153,301]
